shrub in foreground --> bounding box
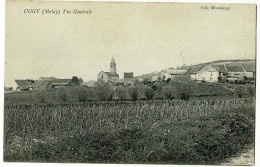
[162,85,175,100]
[144,86,155,100]
[77,87,94,102]
[56,87,69,102]
[171,76,197,100]
[115,87,128,100]
[34,90,47,103]
[94,80,114,101]
[128,86,139,101]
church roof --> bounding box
[110,57,116,64]
[105,72,119,77]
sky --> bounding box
[5,1,256,87]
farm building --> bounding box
[242,63,256,78]
[97,58,119,84]
[188,65,219,83]
[49,79,71,88]
[213,64,228,76]
[34,80,52,90]
[225,65,246,78]
[123,72,135,86]
[161,69,188,81]
[15,79,36,91]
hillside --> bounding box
[135,59,256,80]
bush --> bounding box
[171,76,197,100]
[77,87,94,102]
[162,85,175,100]
[34,90,47,103]
[246,84,255,97]
[128,86,139,101]
[115,87,127,100]
[234,86,244,98]
[56,87,69,102]
[94,80,114,101]
[144,86,155,100]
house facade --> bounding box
[188,65,219,83]
[123,72,135,86]
[161,69,188,81]
[49,79,71,88]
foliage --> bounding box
[128,86,139,101]
[162,85,175,100]
[4,98,255,163]
[144,86,155,100]
[246,84,255,97]
[33,90,47,103]
[115,87,128,100]
[171,76,197,100]
[56,87,69,102]
[94,80,114,101]
[69,76,81,86]
[76,87,94,102]
[234,86,244,98]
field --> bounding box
[4,96,255,164]
[4,83,236,104]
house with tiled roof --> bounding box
[49,79,71,88]
[242,63,256,78]
[187,65,219,83]
[15,79,36,91]
[225,65,246,78]
[161,69,188,81]
[97,58,119,84]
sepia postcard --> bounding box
[4,0,256,165]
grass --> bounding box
[4,97,255,164]
[4,83,235,104]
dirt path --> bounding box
[221,146,255,165]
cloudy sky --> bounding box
[5,1,256,87]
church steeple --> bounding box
[110,57,116,73]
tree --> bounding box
[94,80,114,101]
[128,86,139,101]
[77,87,94,102]
[56,87,69,102]
[162,85,175,100]
[171,75,197,101]
[115,87,128,100]
[69,76,81,86]
[144,86,155,100]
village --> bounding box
[4,57,255,92]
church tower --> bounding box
[110,57,116,73]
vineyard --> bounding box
[4,98,255,164]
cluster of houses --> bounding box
[14,77,82,91]
[157,62,255,83]
[10,58,255,92]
